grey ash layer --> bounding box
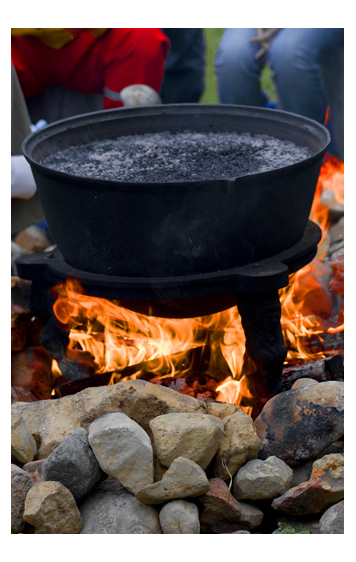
[42,130,314,183]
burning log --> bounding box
[11,347,57,402]
[53,347,210,398]
[11,281,32,353]
[282,354,343,391]
[11,277,44,352]
[11,315,27,353]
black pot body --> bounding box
[22,104,330,278]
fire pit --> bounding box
[17,104,331,415]
[11,135,344,534]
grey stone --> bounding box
[159,500,200,534]
[88,412,154,494]
[199,477,264,533]
[42,428,103,500]
[11,464,34,533]
[233,456,293,500]
[11,411,37,464]
[11,379,238,459]
[290,461,314,488]
[79,477,162,534]
[23,481,83,534]
[213,409,261,480]
[254,381,344,467]
[272,454,344,516]
[291,378,319,390]
[149,412,224,470]
[319,500,344,534]
[136,457,210,505]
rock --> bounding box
[320,189,338,208]
[319,500,344,534]
[153,457,167,482]
[290,461,314,488]
[11,242,30,275]
[290,440,343,488]
[80,477,162,534]
[14,225,52,253]
[88,412,154,495]
[272,453,344,516]
[328,217,344,245]
[328,205,344,222]
[149,412,223,469]
[11,380,238,459]
[42,428,104,500]
[159,500,200,534]
[23,481,83,534]
[11,411,37,464]
[329,248,344,296]
[22,460,46,485]
[213,409,261,480]
[254,381,344,467]
[199,478,264,533]
[11,464,34,533]
[291,378,319,390]
[136,457,210,505]
[292,260,334,327]
[233,456,293,501]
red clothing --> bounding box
[11,28,169,109]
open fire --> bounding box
[47,155,344,414]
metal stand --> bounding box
[236,290,287,417]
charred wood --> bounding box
[11,346,57,401]
[282,354,344,391]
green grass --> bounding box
[201,29,277,104]
[200,29,224,104]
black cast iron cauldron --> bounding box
[22,104,330,278]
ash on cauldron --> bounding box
[41,130,314,183]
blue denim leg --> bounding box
[269,29,335,120]
[215,28,265,105]
[269,28,344,157]
[160,29,205,103]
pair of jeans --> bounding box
[161,29,205,103]
[215,28,344,159]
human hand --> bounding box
[250,28,281,60]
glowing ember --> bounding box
[51,155,344,409]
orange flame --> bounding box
[52,280,246,381]
[279,155,344,362]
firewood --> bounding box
[11,347,57,401]
[282,354,343,391]
[11,316,27,352]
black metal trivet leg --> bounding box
[236,290,287,418]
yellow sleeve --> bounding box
[11,28,107,49]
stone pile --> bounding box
[11,378,344,534]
